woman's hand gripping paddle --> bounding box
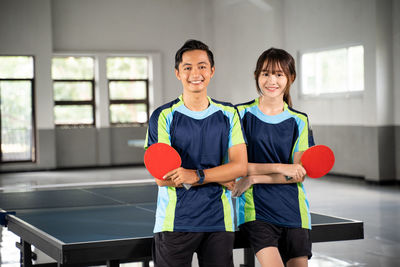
[301,145,335,178]
[144,143,191,189]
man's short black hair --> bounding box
[174,39,215,70]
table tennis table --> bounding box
[0,183,364,267]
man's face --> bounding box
[175,49,215,94]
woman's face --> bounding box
[257,61,288,100]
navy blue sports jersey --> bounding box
[236,98,314,229]
[145,95,245,233]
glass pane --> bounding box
[348,46,364,92]
[110,104,147,123]
[54,82,93,101]
[109,81,146,100]
[301,45,364,95]
[107,57,148,79]
[0,56,34,79]
[0,81,33,161]
[301,54,316,95]
[54,105,93,125]
[318,48,347,93]
[52,57,94,79]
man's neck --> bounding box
[182,91,209,111]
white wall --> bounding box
[211,0,283,104]
[0,0,54,130]
[0,0,286,127]
[0,0,57,170]
[51,0,282,106]
[284,0,380,126]
[394,1,400,181]
[394,0,400,126]
[51,0,214,105]
[1,0,398,178]
[375,0,394,126]
[283,0,397,181]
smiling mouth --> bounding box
[190,80,203,84]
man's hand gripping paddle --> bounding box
[144,143,191,189]
[300,145,335,178]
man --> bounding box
[144,39,247,267]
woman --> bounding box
[234,48,314,267]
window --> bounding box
[300,45,364,96]
[0,56,36,162]
[107,57,149,124]
[52,56,95,126]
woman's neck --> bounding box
[258,95,285,116]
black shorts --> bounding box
[153,231,235,267]
[239,220,312,263]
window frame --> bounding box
[52,56,96,127]
[107,56,150,126]
[298,44,365,99]
[0,55,37,163]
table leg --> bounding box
[143,258,150,267]
[21,240,33,267]
[107,260,119,267]
[240,248,255,267]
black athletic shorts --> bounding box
[239,220,312,263]
[153,231,235,267]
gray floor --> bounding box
[0,167,399,267]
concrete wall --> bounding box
[54,126,146,167]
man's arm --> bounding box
[154,178,182,187]
[203,143,248,183]
[165,143,247,187]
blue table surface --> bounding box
[2,184,355,244]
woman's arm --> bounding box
[247,151,306,179]
[232,173,305,197]
[232,151,307,197]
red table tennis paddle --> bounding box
[301,145,335,178]
[144,143,191,189]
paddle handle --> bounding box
[183,183,192,190]
[285,157,305,181]
[285,176,294,181]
